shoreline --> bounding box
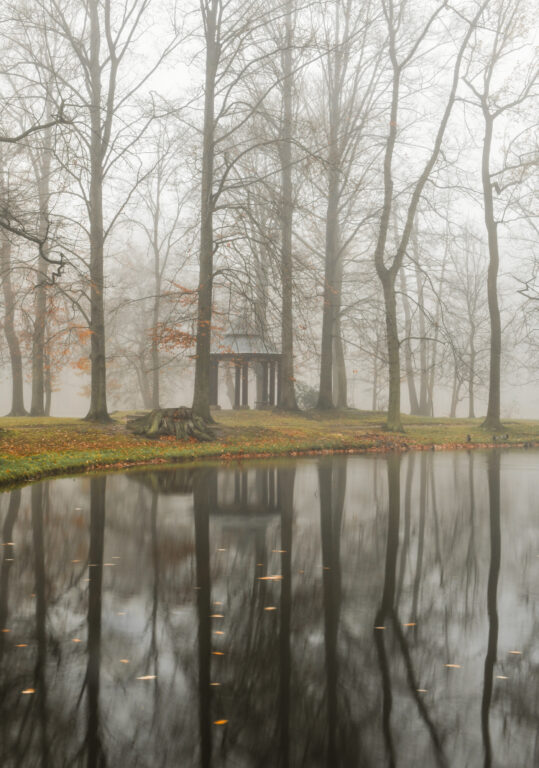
[1,410,538,489]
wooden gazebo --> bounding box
[209,330,282,409]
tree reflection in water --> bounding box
[0,451,537,767]
[481,451,500,768]
[87,476,106,768]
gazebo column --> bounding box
[209,359,219,406]
[242,362,249,407]
[234,364,241,409]
[269,362,276,406]
[261,361,269,404]
[277,359,282,405]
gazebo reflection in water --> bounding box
[131,463,283,561]
[131,465,281,521]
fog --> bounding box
[0,0,537,425]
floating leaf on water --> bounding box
[137,675,157,680]
[210,614,224,618]
[403,622,417,627]
[210,682,221,686]
[214,631,224,635]
[21,689,35,695]
[16,644,28,648]
[374,626,386,630]
[71,560,81,563]
[213,719,228,725]
[212,651,225,656]
[496,675,509,679]
[416,689,428,693]
[120,659,130,664]
[264,606,277,611]
[2,629,11,633]
[258,575,282,581]
[508,650,522,655]
[72,638,81,643]
[444,664,461,669]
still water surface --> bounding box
[0,451,537,767]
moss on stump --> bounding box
[127,407,215,442]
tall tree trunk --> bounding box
[414,258,429,416]
[374,59,403,433]
[1,235,27,415]
[468,324,476,418]
[31,258,48,416]
[400,268,420,415]
[449,363,462,418]
[44,362,52,416]
[151,190,161,409]
[380,271,402,431]
[333,314,347,408]
[426,238,448,416]
[278,0,298,411]
[192,0,219,422]
[372,363,378,411]
[31,128,51,416]
[481,113,502,430]
[151,296,160,409]
[136,357,153,410]
[371,325,381,411]
[317,172,340,409]
[86,0,110,422]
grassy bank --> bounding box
[0,409,538,488]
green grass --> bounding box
[0,408,538,489]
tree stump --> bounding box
[127,407,215,442]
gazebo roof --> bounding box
[211,328,280,358]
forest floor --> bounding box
[1,408,538,488]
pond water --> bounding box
[0,450,537,767]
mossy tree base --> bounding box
[383,418,405,433]
[481,418,504,432]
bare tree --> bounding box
[463,0,538,429]
[17,0,179,421]
[277,0,298,410]
[373,0,485,431]
[314,0,381,409]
